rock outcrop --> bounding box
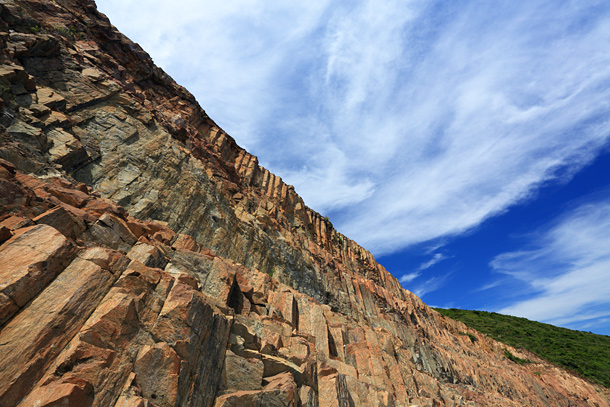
[0,1,608,406]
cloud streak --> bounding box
[419,253,451,271]
[490,195,610,330]
[328,1,610,254]
[96,0,610,257]
[397,251,452,296]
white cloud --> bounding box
[491,196,610,330]
[332,1,610,254]
[96,0,332,150]
[412,272,453,299]
[419,253,451,271]
[398,251,452,296]
[95,1,610,257]
[474,280,503,292]
[399,272,420,284]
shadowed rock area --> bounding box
[0,1,608,406]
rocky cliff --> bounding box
[0,1,608,406]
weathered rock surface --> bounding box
[0,1,608,406]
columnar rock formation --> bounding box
[0,1,608,406]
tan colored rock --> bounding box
[0,1,607,406]
[18,378,94,407]
[173,233,201,252]
[85,213,138,252]
[29,103,52,117]
[230,316,262,352]
[7,121,43,141]
[46,180,91,208]
[263,371,299,406]
[0,63,23,81]
[36,86,66,109]
[134,342,182,406]
[213,391,264,407]
[0,251,123,407]
[47,128,88,168]
[0,224,77,311]
[299,385,318,407]
[318,374,356,407]
[0,215,33,230]
[297,297,330,359]
[85,197,128,217]
[214,373,298,407]
[218,349,264,392]
[82,67,105,82]
[152,227,176,245]
[77,246,132,275]
[150,279,233,406]
[280,336,312,366]
[206,258,240,305]
[43,110,71,127]
[127,241,168,269]
[20,259,162,407]
[0,293,19,329]
[120,217,141,236]
[113,373,148,407]
[268,289,299,329]
[32,206,87,239]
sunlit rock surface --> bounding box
[0,1,608,406]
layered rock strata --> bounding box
[0,1,608,406]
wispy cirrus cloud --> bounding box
[96,0,610,258]
[399,272,420,284]
[398,251,452,293]
[419,253,451,271]
[326,1,610,255]
[412,272,454,299]
[490,194,610,331]
[96,0,332,151]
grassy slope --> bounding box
[433,308,610,388]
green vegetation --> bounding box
[503,348,532,365]
[434,308,610,388]
[1,82,14,101]
[458,331,477,343]
[53,24,79,41]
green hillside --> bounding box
[433,308,610,388]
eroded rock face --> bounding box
[0,1,608,407]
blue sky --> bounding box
[96,0,610,335]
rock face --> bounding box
[0,1,608,406]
